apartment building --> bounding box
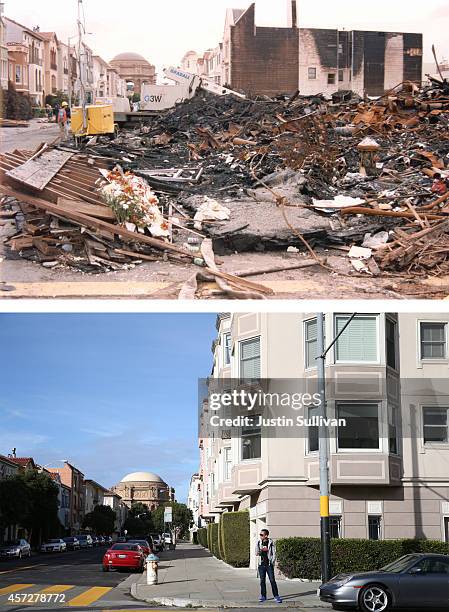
[190,2,422,97]
[49,461,85,533]
[197,313,449,568]
[46,470,71,533]
[5,18,44,105]
[103,491,128,536]
[188,473,202,531]
[84,479,109,514]
[0,5,8,89]
[40,31,59,99]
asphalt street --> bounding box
[0,547,333,612]
[0,121,60,153]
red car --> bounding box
[127,539,152,556]
[102,543,145,572]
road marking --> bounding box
[0,566,35,575]
[39,585,75,594]
[0,584,34,595]
[67,586,112,606]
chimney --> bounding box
[287,0,297,28]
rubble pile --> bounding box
[2,77,449,294]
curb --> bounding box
[130,584,325,609]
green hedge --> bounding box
[277,537,449,580]
[221,511,250,567]
[197,527,208,548]
[210,523,221,559]
[207,523,213,550]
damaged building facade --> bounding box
[190,1,423,97]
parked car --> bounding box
[76,534,93,548]
[0,539,31,559]
[97,536,106,546]
[91,536,99,547]
[104,536,113,546]
[116,536,127,543]
[163,533,172,545]
[127,539,152,556]
[150,533,164,552]
[102,543,145,572]
[319,553,449,611]
[40,539,67,553]
[63,537,80,551]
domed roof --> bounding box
[112,52,147,62]
[120,471,165,483]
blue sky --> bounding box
[0,313,217,502]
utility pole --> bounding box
[317,312,331,583]
[316,312,357,583]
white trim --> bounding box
[336,401,382,452]
[333,314,381,365]
[417,320,448,363]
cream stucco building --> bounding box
[197,313,449,568]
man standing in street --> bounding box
[57,101,69,141]
[255,529,282,603]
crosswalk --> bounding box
[0,583,114,607]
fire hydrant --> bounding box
[146,553,159,585]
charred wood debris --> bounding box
[1,77,449,297]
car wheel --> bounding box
[359,584,391,612]
[18,551,22,559]
[102,565,109,572]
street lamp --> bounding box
[316,312,357,583]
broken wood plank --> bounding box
[56,197,116,221]
[5,149,73,190]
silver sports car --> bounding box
[319,553,449,611]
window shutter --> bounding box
[240,338,260,379]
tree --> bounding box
[123,502,153,536]
[151,502,193,539]
[83,505,116,535]
[45,90,69,108]
[20,471,60,546]
[1,81,33,120]
[0,476,31,537]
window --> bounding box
[15,65,21,84]
[386,318,397,369]
[335,315,378,362]
[338,69,344,82]
[327,73,336,85]
[413,557,449,574]
[224,447,232,480]
[329,516,341,538]
[337,402,380,450]
[240,337,260,379]
[338,43,343,54]
[420,322,447,359]
[305,318,318,368]
[368,516,381,540]
[423,407,448,444]
[388,404,399,454]
[445,517,449,543]
[241,423,261,460]
[223,332,231,366]
[308,405,319,453]
[308,67,317,80]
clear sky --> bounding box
[8,0,449,71]
[0,313,217,503]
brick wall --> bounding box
[230,3,299,96]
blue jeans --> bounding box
[259,563,279,598]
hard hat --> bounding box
[61,101,68,107]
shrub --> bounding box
[218,519,224,559]
[192,531,198,544]
[221,510,250,567]
[1,81,33,120]
[210,523,221,559]
[197,527,208,548]
[277,537,449,580]
[207,523,213,550]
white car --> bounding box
[0,539,31,558]
[40,538,67,553]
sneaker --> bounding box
[259,596,266,602]
[275,596,283,604]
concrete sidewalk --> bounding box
[131,543,327,609]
